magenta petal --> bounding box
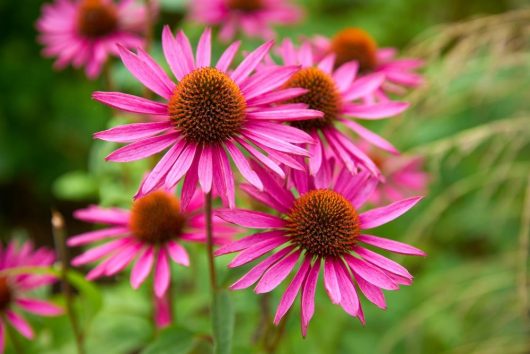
[131,246,154,289]
[309,131,323,175]
[104,242,142,276]
[343,102,410,119]
[213,146,235,208]
[333,61,359,92]
[344,255,397,290]
[67,227,128,247]
[301,258,320,337]
[255,250,300,293]
[247,122,313,145]
[166,241,189,266]
[231,41,273,84]
[237,138,285,178]
[154,293,172,329]
[342,120,398,154]
[94,121,172,143]
[195,28,211,68]
[246,108,323,122]
[216,209,285,229]
[164,143,197,189]
[243,130,309,156]
[354,274,386,309]
[247,88,308,106]
[342,73,385,101]
[324,258,341,304]
[359,196,423,229]
[197,145,213,193]
[6,310,33,339]
[216,40,241,72]
[154,248,170,297]
[141,140,185,195]
[73,206,129,225]
[225,141,263,190]
[335,260,360,317]
[355,247,412,279]
[358,234,425,256]
[215,231,285,256]
[231,247,294,290]
[71,238,129,266]
[317,53,336,74]
[136,48,176,94]
[273,256,311,325]
[175,30,195,73]
[106,133,179,163]
[180,153,200,209]
[15,298,63,316]
[92,91,168,115]
[228,237,288,268]
[162,26,187,80]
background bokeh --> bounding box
[1,0,529,353]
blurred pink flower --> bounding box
[215,159,425,336]
[313,28,424,101]
[69,190,236,314]
[93,27,322,207]
[0,241,62,352]
[267,39,409,176]
[37,0,154,79]
[189,0,302,41]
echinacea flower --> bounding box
[189,0,302,41]
[215,159,425,336]
[0,241,62,352]
[268,39,409,175]
[37,0,154,78]
[313,27,424,101]
[69,189,235,325]
[93,27,322,207]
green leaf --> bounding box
[141,325,196,354]
[53,170,98,200]
[212,290,235,354]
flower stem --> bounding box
[205,192,218,291]
[2,314,24,354]
[51,211,85,354]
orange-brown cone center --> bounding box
[228,0,263,12]
[77,0,118,38]
[330,27,378,72]
[130,191,186,244]
[286,189,360,257]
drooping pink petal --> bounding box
[359,196,423,229]
[344,255,397,290]
[236,138,285,178]
[216,209,285,229]
[154,292,172,328]
[6,310,33,339]
[357,234,425,256]
[228,236,289,268]
[247,122,313,145]
[215,231,285,256]
[67,227,128,247]
[255,250,301,293]
[342,102,409,119]
[104,242,143,276]
[309,131,323,175]
[273,256,311,325]
[154,248,170,297]
[231,41,273,84]
[71,238,130,266]
[354,274,386,309]
[341,119,398,154]
[167,241,189,266]
[164,142,197,189]
[197,145,213,193]
[213,146,235,208]
[131,246,154,289]
[180,153,200,209]
[94,121,172,143]
[73,205,130,225]
[92,91,168,115]
[15,298,63,316]
[195,28,212,68]
[334,260,360,317]
[141,140,186,195]
[355,247,413,279]
[231,247,294,290]
[342,73,385,101]
[243,130,309,156]
[106,133,179,163]
[301,258,320,337]
[225,141,263,190]
[324,258,341,304]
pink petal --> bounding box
[317,53,336,74]
[215,230,285,256]
[228,236,289,267]
[175,30,195,73]
[94,121,172,143]
[355,247,412,279]
[247,122,313,144]
[273,256,311,324]
[164,143,197,189]
[354,274,386,309]
[359,196,423,229]
[342,119,398,154]
[67,227,128,247]
[73,206,129,225]
[195,28,211,67]
[301,258,320,337]
[154,248,170,297]
[216,40,241,72]
[106,133,178,162]
[213,146,235,208]
[104,242,143,276]
[237,138,285,178]
[225,141,263,190]
[141,140,186,195]
[246,108,323,121]
[231,41,273,84]
[15,298,63,316]
[167,241,189,266]
[162,26,187,80]
[243,66,300,100]
[6,310,33,339]
[255,250,301,293]
[180,153,200,209]
[131,246,154,289]
[342,73,385,101]
[344,255,397,290]
[216,209,285,229]
[247,88,308,106]
[324,258,341,304]
[309,131,323,175]
[358,234,425,256]
[154,293,172,328]
[197,145,213,193]
[243,130,309,156]
[333,61,359,92]
[343,102,410,119]
[335,260,360,317]
[71,238,130,266]
[92,91,168,115]
[231,247,294,290]
[136,48,176,94]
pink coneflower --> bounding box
[0,241,62,352]
[93,27,322,207]
[37,0,153,79]
[215,159,425,336]
[268,39,409,175]
[69,190,235,305]
[313,28,424,102]
[189,0,302,41]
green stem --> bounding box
[51,211,85,354]
[205,192,219,347]
[2,313,24,354]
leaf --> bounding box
[53,170,98,201]
[141,325,196,354]
[212,290,235,354]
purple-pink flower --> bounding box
[93,27,322,207]
[189,0,302,41]
[313,27,424,102]
[215,159,425,336]
[37,0,153,78]
[69,190,236,322]
[0,241,62,352]
[266,39,409,175]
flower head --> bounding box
[93,27,322,207]
[215,159,425,336]
[0,241,62,350]
[313,27,424,101]
[269,39,410,175]
[37,0,154,78]
[69,190,235,302]
[189,0,302,41]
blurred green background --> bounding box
[1,0,529,353]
